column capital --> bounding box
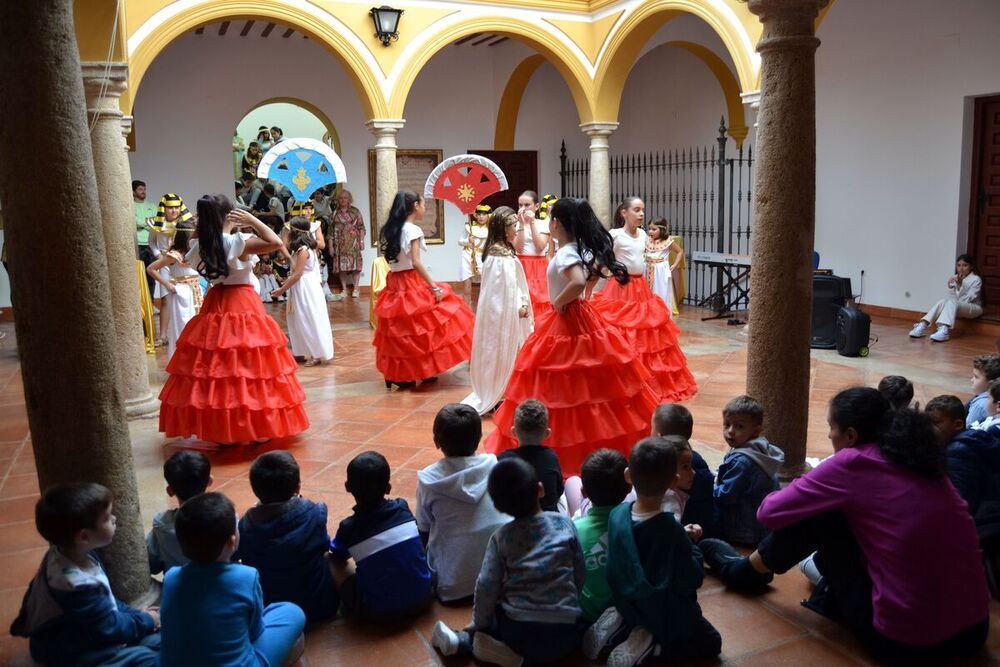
[741,90,761,109]
[747,0,828,20]
[120,115,134,141]
[80,61,129,98]
[748,0,826,53]
[579,121,619,138]
[365,118,405,136]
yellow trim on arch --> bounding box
[494,55,546,150]
[387,15,597,123]
[662,41,747,147]
[242,96,342,155]
[126,0,384,118]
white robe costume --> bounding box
[286,248,334,361]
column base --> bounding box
[124,393,159,419]
[779,459,812,483]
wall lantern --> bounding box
[370,6,403,47]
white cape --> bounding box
[462,253,534,414]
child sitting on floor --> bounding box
[328,451,433,621]
[498,399,564,512]
[584,437,721,666]
[925,395,1000,517]
[160,492,306,667]
[878,375,914,411]
[12,483,161,667]
[715,395,784,545]
[416,403,509,603]
[652,403,718,537]
[236,450,339,621]
[968,354,1000,426]
[147,450,212,575]
[431,458,586,665]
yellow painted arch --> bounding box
[241,96,342,155]
[493,55,546,150]
[388,16,596,123]
[126,1,385,118]
[594,0,758,122]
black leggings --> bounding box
[758,511,988,666]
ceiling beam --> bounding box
[261,22,276,37]
[240,20,255,37]
[194,26,204,35]
[488,36,509,47]
[282,27,295,38]
[470,34,496,46]
[218,21,230,36]
[453,33,481,46]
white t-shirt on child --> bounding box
[389,222,426,272]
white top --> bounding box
[517,216,551,257]
[187,233,256,286]
[952,272,983,306]
[547,242,587,303]
[390,221,427,272]
[611,227,648,275]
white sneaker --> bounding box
[799,552,822,585]
[930,325,950,342]
[909,322,928,338]
[352,288,360,298]
[583,607,627,660]
[326,292,345,302]
[431,621,460,657]
[472,632,523,667]
[608,626,657,667]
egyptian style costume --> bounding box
[458,204,491,282]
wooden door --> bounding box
[969,95,1000,319]
[467,150,537,211]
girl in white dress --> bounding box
[462,206,533,414]
[644,218,684,314]
[271,217,334,366]
[457,204,491,294]
[149,194,193,346]
[146,220,202,360]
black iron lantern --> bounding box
[370,6,403,47]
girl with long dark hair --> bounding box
[592,197,696,401]
[373,191,474,389]
[485,198,660,473]
[158,195,309,444]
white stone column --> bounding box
[81,62,158,418]
[580,121,619,228]
[365,119,406,235]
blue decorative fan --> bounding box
[257,138,347,201]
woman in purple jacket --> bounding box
[701,387,989,665]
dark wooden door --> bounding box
[970,95,1000,318]
[468,150,537,212]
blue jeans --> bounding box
[80,632,161,667]
[252,602,306,666]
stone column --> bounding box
[365,119,406,234]
[81,63,157,418]
[746,0,828,478]
[580,122,619,228]
[0,0,150,600]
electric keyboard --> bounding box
[691,251,751,267]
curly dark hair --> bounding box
[877,375,914,411]
[879,408,946,479]
[549,198,629,285]
[378,191,421,263]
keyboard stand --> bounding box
[696,264,751,321]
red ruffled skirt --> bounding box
[591,276,697,401]
[373,269,474,381]
[518,255,551,318]
[159,284,309,442]
[485,300,660,475]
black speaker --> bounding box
[811,274,852,349]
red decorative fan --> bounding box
[423,154,509,215]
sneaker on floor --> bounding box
[352,288,360,298]
[472,632,523,667]
[908,321,928,338]
[699,538,773,589]
[930,325,950,342]
[431,621,460,657]
[607,626,656,667]
[799,552,822,585]
[583,607,628,660]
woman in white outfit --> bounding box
[146,220,202,360]
[462,206,533,414]
[909,254,983,342]
[271,217,334,365]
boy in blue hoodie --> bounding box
[967,355,1000,426]
[416,403,509,602]
[11,483,161,666]
[715,395,784,545]
[147,450,212,575]
[585,437,721,666]
[926,395,1000,516]
[236,450,339,621]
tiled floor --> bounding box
[1,295,999,665]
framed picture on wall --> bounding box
[367,148,445,246]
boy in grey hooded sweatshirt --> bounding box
[714,396,785,545]
[416,404,509,602]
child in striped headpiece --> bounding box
[150,194,193,347]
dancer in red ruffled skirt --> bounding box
[515,190,552,318]
[374,192,474,388]
[592,197,697,402]
[159,197,309,443]
[486,198,660,475]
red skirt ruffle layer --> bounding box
[518,255,551,318]
[159,284,309,442]
[485,300,660,475]
[373,270,474,381]
[591,276,698,402]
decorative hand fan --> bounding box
[257,138,347,201]
[423,154,509,215]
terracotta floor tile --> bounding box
[0,548,47,590]
[738,635,867,666]
[700,590,806,659]
[0,474,39,500]
[0,521,47,555]
[0,495,39,525]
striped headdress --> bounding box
[151,193,193,231]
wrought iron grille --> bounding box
[559,119,754,310]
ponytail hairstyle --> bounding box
[482,206,517,262]
[550,198,629,285]
[378,191,421,263]
[170,220,195,253]
[195,195,229,280]
[287,216,317,254]
[880,408,946,479]
[611,202,628,229]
